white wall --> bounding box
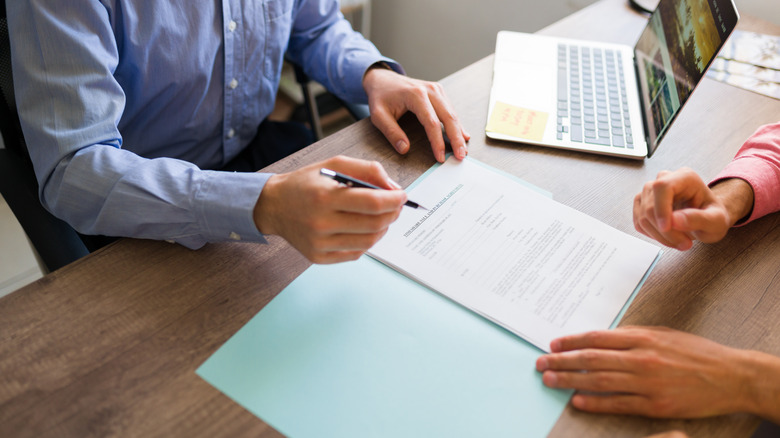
[370,0,598,80]
[370,0,780,81]
[737,0,780,26]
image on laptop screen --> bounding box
[635,0,738,154]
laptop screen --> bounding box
[634,0,738,155]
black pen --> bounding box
[320,168,428,210]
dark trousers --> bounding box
[221,119,314,172]
[752,421,780,438]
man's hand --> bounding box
[362,66,470,163]
[253,156,406,264]
[535,327,765,419]
[633,168,754,250]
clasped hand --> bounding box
[633,168,753,250]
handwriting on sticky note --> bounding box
[486,102,548,141]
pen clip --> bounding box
[320,168,337,178]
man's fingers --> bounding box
[633,194,651,236]
[370,108,411,155]
[261,155,410,264]
[570,393,654,416]
[443,118,467,159]
[364,71,469,161]
[324,156,401,190]
[405,91,447,162]
[672,209,727,241]
[635,189,694,250]
[426,87,468,159]
[636,168,712,237]
[311,229,390,252]
[462,126,472,142]
[637,216,693,250]
[649,180,676,232]
[541,369,645,394]
[549,329,644,352]
[537,348,636,373]
[326,187,406,215]
[311,208,402,234]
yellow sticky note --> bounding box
[486,102,548,141]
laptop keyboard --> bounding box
[557,44,634,149]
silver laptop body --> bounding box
[486,0,739,159]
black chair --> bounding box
[289,61,370,141]
[0,1,89,272]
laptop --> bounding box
[486,0,739,159]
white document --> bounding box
[368,158,660,352]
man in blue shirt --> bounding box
[8,0,470,264]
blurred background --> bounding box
[369,0,778,80]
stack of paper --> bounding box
[707,30,780,99]
[369,158,660,352]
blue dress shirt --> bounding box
[8,0,399,249]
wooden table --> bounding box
[2,0,779,436]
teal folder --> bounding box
[198,257,573,437]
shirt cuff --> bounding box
[341,54,405,103]
[364,58,405,76]
[711,156,780,226]
[193,170,272,244]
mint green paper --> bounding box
[198,257,572,438]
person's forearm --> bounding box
[738,349,780,423]
[710,178,754,227]
[287,0,396,104]
[711,121,780,225]
[44,147,268,248]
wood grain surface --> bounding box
[1,0,778,436]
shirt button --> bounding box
[229,78,238,89]
[227,128,236,139]
[229,232,242,241]
[228,20,237,32]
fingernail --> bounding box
[550,339,561,351]
[458,146,467,158]
[658,218,668,230]
[388,178,402,190]
[544,372,557,386]
[438,151,446,162]
[537,357,548,371]
[395,140,408,153]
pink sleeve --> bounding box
[710,121,780,226]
